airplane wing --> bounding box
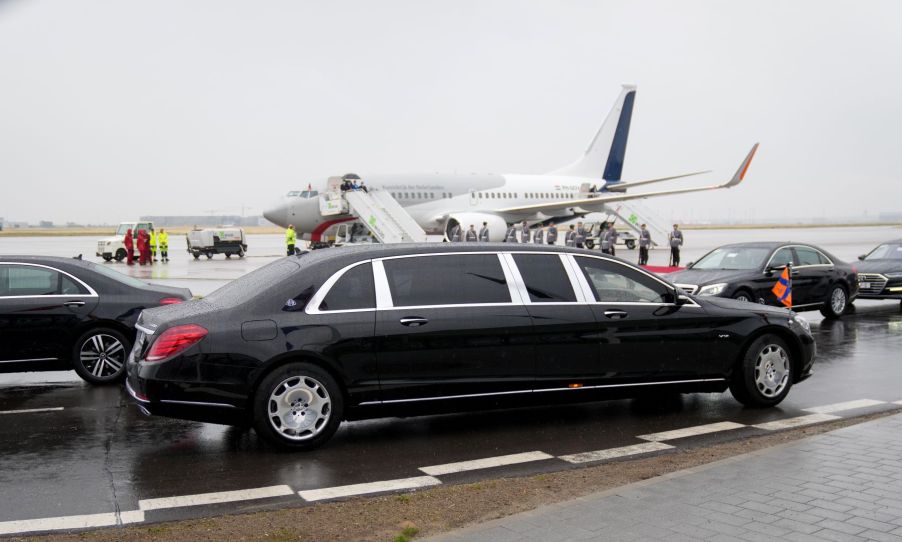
[602,170,711,192]
[497,143,758,214]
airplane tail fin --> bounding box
[551,84,637,180]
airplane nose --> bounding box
[263,198,291,228]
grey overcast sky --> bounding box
[1,0,900,224]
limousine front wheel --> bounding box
[729,334,792,408]
[253,362,344,450]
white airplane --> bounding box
[263,84,758,243]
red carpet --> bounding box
[641,265,684,274]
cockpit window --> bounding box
[287,191,301,197]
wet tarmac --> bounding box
[1,226,901,534]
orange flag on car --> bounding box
[771,266,792,308]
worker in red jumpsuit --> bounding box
[138,229,149,265]
[124,229,135,266]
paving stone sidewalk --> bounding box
[428,414,902,541]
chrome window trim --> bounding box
[358,377,726,405]
[0,262,98,298]
[497,254,526,305]
[569,254,701,308]
[502,252,584,304]
[0,357,58,364]
[378,252,514,309]
[305,259,376,315]
[372,260,392,309]
[764,244,835,270]
[159,399,239,409]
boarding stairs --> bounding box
[319,188,428,244]
[604,202,670,248]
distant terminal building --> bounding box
[139,215,268,227]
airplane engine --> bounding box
[445,213,508,242]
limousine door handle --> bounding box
[399,317,429,327]
[603,310,628,319]
[63,300,86,307]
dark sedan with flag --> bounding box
[665,242,857,318]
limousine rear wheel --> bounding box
[253,362,344,450]
[72,328,130,385]
[729,334,792,408]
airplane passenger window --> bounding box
[319,263,375,311]
[383,255,510,307]
[575,257,673,304]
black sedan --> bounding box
[666,242,858,318]
[128,244,815,450]
[856,239,902,305]
[0,256,191,384]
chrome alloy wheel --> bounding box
[831,287,847,314]
[735,293,751,302]
[79,334,126,378]
[267,376,332,441]
[754,344,789,398]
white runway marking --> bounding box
[803,399,886,414]
[138,485,294,511]
[637,421,746,442]
[118,510,145,524]
[0,407,64,415]
[298,476,441,502]
[752,413,840,431]
[0,512,118,535]
[420,451,554,476]
[559,442,674,464]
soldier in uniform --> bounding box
[546,224,558,245]
[478,221,490,242]
[520,221,530,243]
[533,227,544,244]
[669,224,684,266]
[565,225,576,247]
[638,223,651,265]
[600,222,612,254]
[465,224,478,242]
[575,221,586,249]
[607,226,619,257]
[449,223,463,242]
[504,223,518,243]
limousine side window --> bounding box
[795,247,830,266]
[0,265,85,296]
[319,262,375,311]
[383,254,510,307]
[512,254,576,303]
[575,257,672,304]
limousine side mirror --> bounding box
[675,292,692,305]
[858,254,866,261]
[685,261,694,268]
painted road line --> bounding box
[299,476,441,502]
[0,407,65,415]
[559,442,674,464]
[139,485,294,511]
[803,399,886,414]
[637,421,746,442]
[752,413,840,431]
[0,512,117,536]
[420,451,554,476]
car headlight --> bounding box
[885,272,902,279]
[697,283,728,296]
[790,313,811,334]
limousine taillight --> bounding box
[145,324,208,362]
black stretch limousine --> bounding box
[127,244,815,449]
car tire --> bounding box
[626,239,636,250]
[114,249,126,262]
[102,255,113,262]
[71,327,131,385]
[729,334,793,408]
[584,239,595,250]
[253,362,344,450]
[820,284,848,319]
[206,252,213,259]
[225,253,232,259]
[192,251,200,260]
[732,289,754,303]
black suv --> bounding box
[128,244,815,449]
[666,242,858,318]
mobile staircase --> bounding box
[319,179,428,243]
